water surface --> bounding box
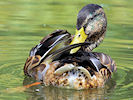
[0,0,133,100]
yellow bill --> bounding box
[70,27,87,54]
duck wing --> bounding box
[53,51,116,75]
[24,30,71,75]
[92,52,116,73]
[24,41,90,77]
[30,30,71,57]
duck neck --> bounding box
[83,33,105,52]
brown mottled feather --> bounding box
[24,55,41,76]
[93,52,116,73]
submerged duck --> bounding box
[24,4,116,90]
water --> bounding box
[0,0,133,100]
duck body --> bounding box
[24,4,116,90]
[24,32,116,89]
[43,51,116,89]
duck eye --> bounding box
[90,17,93,20]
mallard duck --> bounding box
[24,4,116,90]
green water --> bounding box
[0,0,133,100]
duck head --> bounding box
[70,4,107,54]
